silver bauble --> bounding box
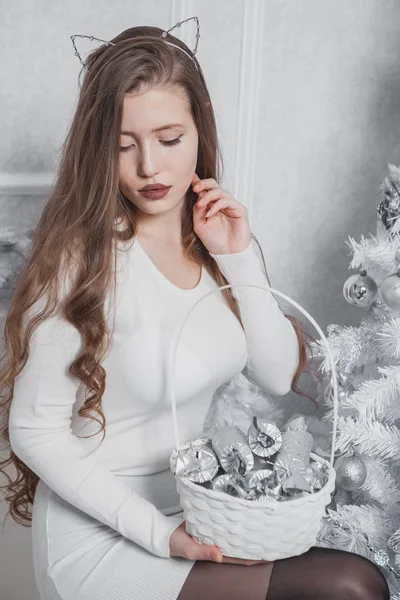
[343,272,378,307]
[380,273,400,311]
[335,456,367,491]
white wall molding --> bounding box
[234,0,265,218]
[0,173,54,196]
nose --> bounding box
[137,140,162,178]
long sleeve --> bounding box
[8,307,183,558]
[209,238,299,395]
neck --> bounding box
[134,202,185,245]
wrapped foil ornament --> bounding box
[252,452,276,471]
[274,416,314,493]
[172,413,331,503]
[169,438,219,483]
[277,458,313,494]
[247,417,282,457]
[245,468,282,501]
[212,472,249,498]
[308,459,329,491]
[342,270,378,308]
[210,424,254,476]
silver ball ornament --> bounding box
[380,273,400,310]
[343,271,378,307]
[335,456,367,491]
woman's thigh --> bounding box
[177,546,391,600]
[265,546,390,600]
[177,559,275,600]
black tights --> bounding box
[177,546,391,600]
[266,546,391,600]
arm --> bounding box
[209,238,299,395]
[8,300,183,559]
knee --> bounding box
[333,556,390,600]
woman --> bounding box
[0,20,390,600]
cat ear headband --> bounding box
[70,15,200,73]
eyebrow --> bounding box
[120,123,184,136]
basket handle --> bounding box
[168,283,339,468]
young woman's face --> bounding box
[118,86,199,222]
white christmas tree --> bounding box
[311,164,400,598]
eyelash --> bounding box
[119,136,182,152]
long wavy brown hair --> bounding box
[0,25,320,528]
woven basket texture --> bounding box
[175,452,336,560]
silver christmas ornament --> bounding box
[388,530,400,554]
[247,417,282,457]
[335,455,367,491]
[343,271,378,307]
[378,164,400,233]
[210,424,254,475]
[377,195,400,232]
[323,516,400,581]
[212,473,248,498]
[373,550,390,567]
[380,272,400,311]
[170,438,219,483]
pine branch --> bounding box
[335,416,400,461]
[317,503,391,555]
[350,455,400,508]
[341,365,400,425]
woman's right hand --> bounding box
[169,521,270,566]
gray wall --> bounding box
[1,0,400,598]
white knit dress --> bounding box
[8,234,299,600]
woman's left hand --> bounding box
[191,173,252,255]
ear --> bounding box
[70,34,115,71]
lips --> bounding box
[138,186,172,200]
[139,184,170,191]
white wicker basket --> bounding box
[169,282,338,561]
